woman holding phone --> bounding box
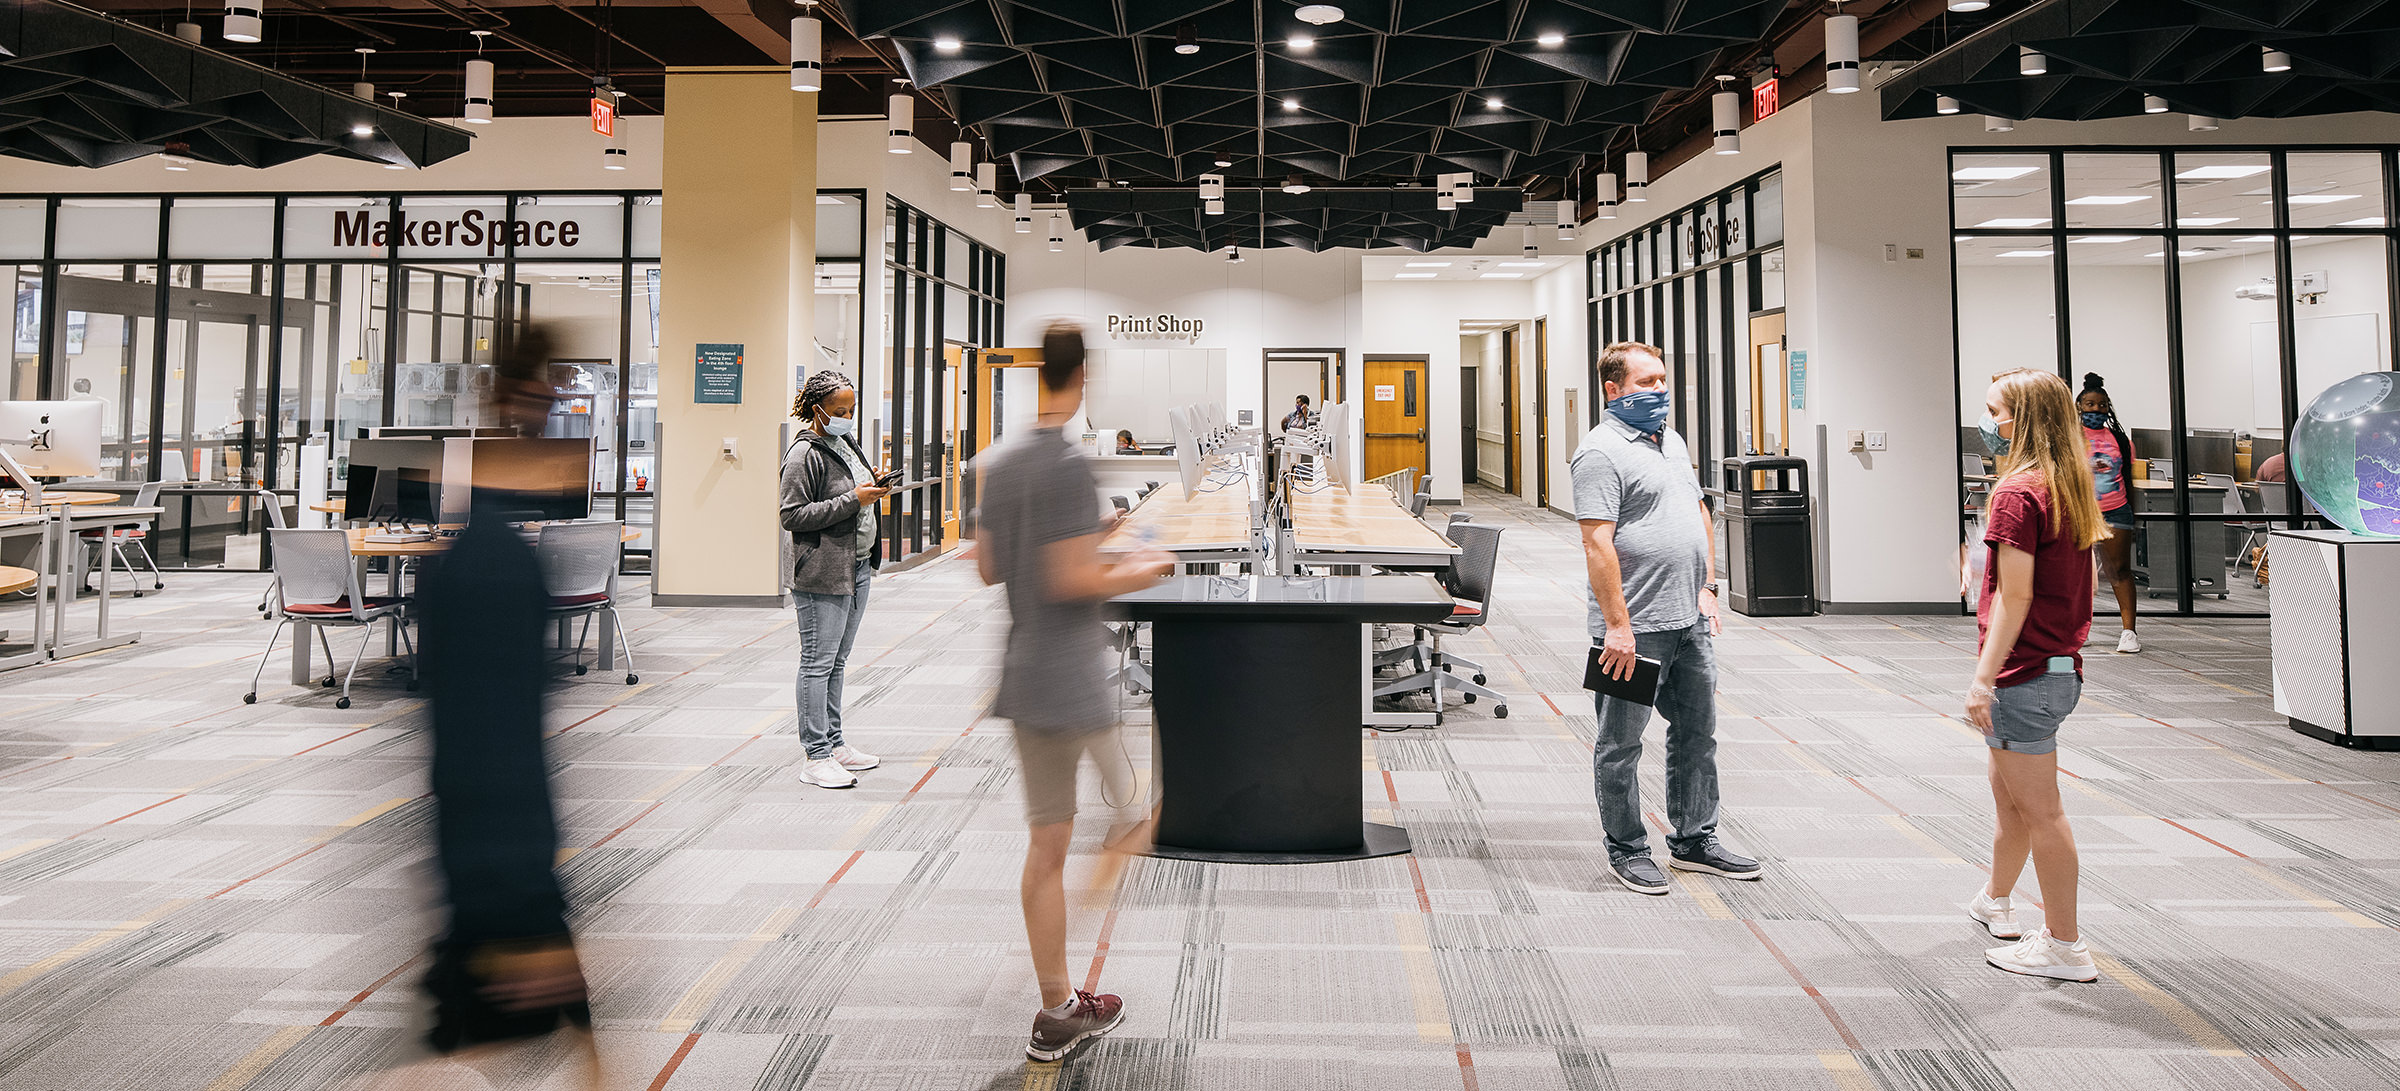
[1964,368,2104,981]
[781,370,891,790]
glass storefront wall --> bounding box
[2,190,662,570]
[1950,146,2399,616]
[1588,169,1786,472]
[882,197,1002,566]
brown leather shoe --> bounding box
[1026,990,1123,1061]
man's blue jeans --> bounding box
[794,559,873,761]
[1591,620,1720,864]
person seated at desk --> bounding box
[2258,451,2287,483]
[1281,395,1312,434]
[1115,430,1140,456]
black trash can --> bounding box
[1718,457,1817,617]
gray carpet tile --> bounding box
[0,486,2397,1089]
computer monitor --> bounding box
[345,437,445,524]
[2131,428,2174,469]
[1325,401,1351,490]
[0,400,102,477]
[2185,429,2237,478]
[447,438,594,522]
[371,426,514,440]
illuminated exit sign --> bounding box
[590,96,616,137]
[1752,77,1780,121]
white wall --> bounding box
[1473,331,1506,485]
[1532,257,1590,512]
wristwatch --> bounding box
[1703,581,1720,595]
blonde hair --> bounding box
[1988,368,2104,549]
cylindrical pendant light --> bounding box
[2018,46,2046,76]
[1711,84,1741,154]
[887,93,913,153]
[949,142,973,190]
[1936,95,1961,115]
[2144,94,2168,114]
[975,163,997,208]
[1047,213,1062,251]
[463,58,495,124]
[175,21,203,43]
[2188,114,2220,132]
[1625,151,1648,201]
[1204,198,1224,215]
[1436,187,1456,212]
[2262,46,2291,73]
[790,13,822,92]
[1449,172,1473,204]
[1595,172,1618,220]
[1522,225,1539,260]
[1014,194,1032,233]
[352,81,374,101]
[1199,173,1223,200]
[1226,245,1243,264]
[1555,199,1575,240]
[602,126,627,170]
[1947,0,1989,9]
[1824,14,1860,95]
[1984,115,2014,133]
[223,0,262,43]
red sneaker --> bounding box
[1026,990,1123,1061]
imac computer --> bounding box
[447,437,594,522]
[1167,406,1203,499]
[345,438,446,525]
[0,401,103,478]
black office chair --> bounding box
[1374,522,1508,720]
[1447,511,1472,527]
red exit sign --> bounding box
[590,96,616,137]
[1753,77,1780,121]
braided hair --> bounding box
[794,369,852,428]
[2080,372,2133,460]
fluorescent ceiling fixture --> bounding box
[1974,217,2051,228]
[933,36,961,52]
[2288,194,2360,204]
[1478,272,1524,278]
[2144,251,2208,258]
[1282,97,1300,111]
[2233,235,2275,243]
[2176,165,2269,180]
[1953,166,2039,181]
[1286,34,1314,49]
[350,123,373,135]
[1486,98,1503,110]
[1394,272,1438,278]
[1953,235,1974,242]
[2338,217,2388,227]
[1535,31,1564,45]
[1997,250,2054,258]
[1404,261,1451,267]
[1498,260,1545,267]
[2176,217,2237,226]
[2069,235,2139,244]
[2064,195,2150,205]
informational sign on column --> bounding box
[695,343,744,404]
[1788,350,1807,410]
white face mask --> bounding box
[821,414,854,438]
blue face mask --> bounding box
[1979,411,2012,457]
[821,414,855,438]
[1607,389,1671,435]
[2080,410,2109,430]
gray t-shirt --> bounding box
[826,430,879,563]
[1571,414,1708,639]
[978,427,1111,734]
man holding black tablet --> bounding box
[1573,341,1762,896]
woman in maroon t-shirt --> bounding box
[1965,368,2105,982]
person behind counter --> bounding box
[1281,394,1312,433]
[1115,429,1140,455]
[780,370,889,790]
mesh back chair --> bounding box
[1409,476,1434,518]
[1447,511,1472,527]
[246,527,413,709]
[538,521,637,684]
[81,480,165,595]
[255,487,286,617]
[2235,482,2290,585]
[1373,522,1508,720]
[1111,495,1130,513]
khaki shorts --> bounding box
[1011,724,1113,827]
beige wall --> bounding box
[653,69,814,603]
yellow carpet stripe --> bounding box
[657,905,801,1033]
[1818,1051,1878,1091]
[202,1026,313,1091]
[0,898,192,999]
[2089,951,2244,1056]
[1390,912,1454,1042]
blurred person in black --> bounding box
[415,324,596,1069]
[976,322,1173,1062]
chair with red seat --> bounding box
[536,520,636,684]
[81,480,165,596]
[246,527,414,709]
[1373,521,1508,721]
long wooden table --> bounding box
[1287,484,1461,569]
[1101,452,1264,563]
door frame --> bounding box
[1261,347,1345,430]
[1360,353,1431,488]
[1747,307,1788,456]
[1501,330,1520,496]
[1533,315,1550,508]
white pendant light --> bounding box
[1522,225,1540,259]
[1436,181,1456,212]
[161,143,192,170]
[1595,172,1618,220]
[1711,78,1741,154]
[1205,197,1224,215]
[2262,46,2291,73]
[353,81,374,101]
[602,126,627,170]
[1283,174,1310,195]
[2019,46,2046,76]
[1014,194,1032,233]
[223,0,262,43]
[1047,213,1062,251]
[887,93,913,153]
[175,21,203,43]
[463,56,494,124]
[1824,14,1860,95]
[1984,115,2014,133]
[790,12,822,92]
[1936,95,1961,115]
[1226,244,1243,264]
[1201,172,1225,216]
[1555,199,1576,240]
[975,163,997,208]
[948,142,972,190]
[2189,114,2220,132]
[1448,172,1474,204]
[1624,151,1648,201]
[2144,94,2169,114]
[1947,0,1989,9]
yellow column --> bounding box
[655,67,814,605]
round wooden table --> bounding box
[0,565,34,596]
[0,490,120,513]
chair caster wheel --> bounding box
[625,674,638,685]
[1441,664,1451,673]
[242,693,256,704]
[153,583,163,590]
[132,592,142,599]
[1473,673,1487,685]
[335,697,351,710]
[322,677,336,687]
[1462,693,1476,704]
[1495,705,1509,718]
[574,665,587,676]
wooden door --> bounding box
[1534,317,1550,508]
[1501,333,1520,495]
[1747,311,1788,456]
[940,345,968,548]
[1362,357,1428,485]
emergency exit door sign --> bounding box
[590,96,616,137]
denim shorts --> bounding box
[2103,506,2136,531]
[1986,669,2081,755]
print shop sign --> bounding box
[1104,313,1205,343]
[330,209,584,256]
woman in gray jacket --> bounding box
[781,370,890,789]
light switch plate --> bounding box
[1865,431,1889,451]
[1846,429,1866,452]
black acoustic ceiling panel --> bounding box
[1881,0,2400,122]
[1065,186,1523,252]
[0,0,471,170]
[830,0,1782,187]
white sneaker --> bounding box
[831,744,879,771]
[1985,927,2097,982]
[801,757,858,789]
[1967,889,2022,939]
[2116,629,2141,654]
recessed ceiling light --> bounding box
[2232,235,2275,243]
[2069,235,2139,244]
[1282,97,1300,111]
[1974,217,2051,228]
[2337,217,2388,227]
[1479,272,1524,278]
[2288,194,2360,204]
[933,36,962,52]
[1535,31,1564,46]
[351,123,374,136]
[2177,217,2237,226]
[1997,250,2054,258]
[1485,97,1503,110]
[1213,155,1232,167]
[2143,250,2208,258]
[1287,34,1314,49]
[1395,272,1438,278]
[1954,235,1974,242]
[1404,261,1451,267]
[1952,166,2039,181]
[1498,260,1545,267]
[2064,195,2150,205]
[2175,165,2269,180]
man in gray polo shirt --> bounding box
[1574,340,1762,895]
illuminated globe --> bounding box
[2292,372,2400,537]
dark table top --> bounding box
[1113,574,1454,623]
